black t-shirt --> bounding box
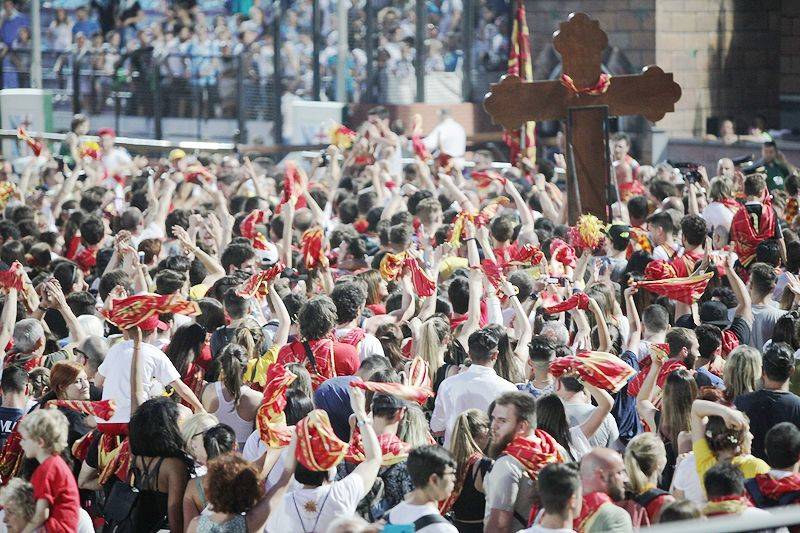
[744,204,782,239]
[734,389,800,460]
[0,406,23,448]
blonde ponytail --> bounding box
[624,432,667,495]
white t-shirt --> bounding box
[268,474,367,533]
[670,452,705,504]
[568,426,592,462]
[387,501,457,532]
[702,201,735,232]
[335,327,385,361]
[97,340,181,424]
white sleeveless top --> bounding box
[211,382,255,448]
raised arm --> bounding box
[623,286,642,353]
[505,178,535,231]
[438,172,476,213]
[725,252,753,326]
[579,382,614,439]
[130,327,145,415]
[690,399,748,445]
[48,279,86,345]
[280,201,295,268]
[0,286,18,354]
[268,284,290,348]
[587,297,611,353]
[349,387,381,494]
[172,224,226,286]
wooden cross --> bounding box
[484,12,682,223]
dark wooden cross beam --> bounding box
[484,12,682,223]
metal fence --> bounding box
[1,0,511,142]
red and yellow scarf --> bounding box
[276,338,337,390]
[550,350,636,393]
[573,492,616,533]
[703,495,752,517]
[344,429,410,466]
[256,363,296,448]
[502,430,562,480]
[296,410,348,471]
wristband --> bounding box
[356,419,370,427]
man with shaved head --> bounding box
[577,448,633,532]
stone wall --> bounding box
[524,0,788,161]
[654,0,782,137]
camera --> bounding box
[668,161,702,184]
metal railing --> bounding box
[645,504,800,532]
[2,0,511,143]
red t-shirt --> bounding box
[278,339,360,378]
[31,454,80,533]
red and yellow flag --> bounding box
[503,0,535,165]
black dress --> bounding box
[452,457,493,533]
[131,457,170,533]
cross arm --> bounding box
[483,66,682,131]
[483,75,566,130]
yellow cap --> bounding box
[169,148,186,161]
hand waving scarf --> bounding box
[16,127,43,156]
[103,293,200,330]
[240,209,271,251]
[0,261,24,291]
[378,251,435,296]
[542,292,590,315]
[329,124,356,150]
[549,238,576,268]
[256,363,296,448]
[276,161,307,213]
[471,170,506,190]
[296,409,348,471]
[236,264,285,298]
[301,228,329,270]
[448,197,510,247]
[549,351,636,393]
[626,357,687,398]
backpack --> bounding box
[745,477,800,508]
[619,488,669,529]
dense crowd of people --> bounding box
[0,0,509,112]
[0,104,799,533]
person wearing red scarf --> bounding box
[703,462,770,521]
[484,392,565,533]
[276,296,359,389]
[331,281,385,362]
[746,422,800,508]
[730,173,781,268]
[576,448,632,532]
[670,215,706,278]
